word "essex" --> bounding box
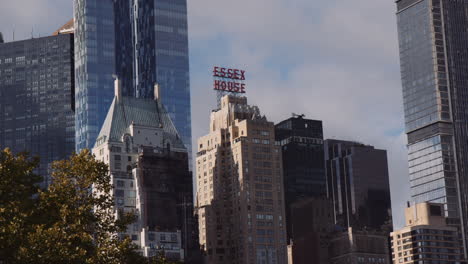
[213,67,246,80]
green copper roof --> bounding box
[94,96,186,150]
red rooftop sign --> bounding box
[213,66,246,93]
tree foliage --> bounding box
[0,149,177,264]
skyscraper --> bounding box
[114,0,192,157]
[92,81,197,260]
[195,95,287,264]
[396,0,468,252]
[324,140,391,230]
[274,116,326,244]
[74,0,192,156]
[74,0,116,151]
[0,33,75,186]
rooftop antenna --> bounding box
[12,25,15,41]
[31,26,34,39]
[292,113,305,118]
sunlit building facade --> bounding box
[74,0,116,151]
[196,95,287,264]
[92,81,197,261]
[390,202,464,264]
[74,0,192,157]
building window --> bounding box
[117,180,125,187]
[115,189,124,197]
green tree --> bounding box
[0,149,41,262]
[0,149,177,264]
[16,149,141,264]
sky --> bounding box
[0,0,410,228]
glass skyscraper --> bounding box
[396,0,468,254]
[74,0,192,156]
[74,0,116,151]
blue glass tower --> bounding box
[74,0,116,151]
[74,0,192,157]
[114,0,192,157]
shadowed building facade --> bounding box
[324,139,391,230]
[0,33,75,186]
[275,116,326,246]
[396,0,468,253]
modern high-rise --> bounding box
[92,81,197,261]
[74,0,192,156]
[74,0,116,151]
[275,116,326,244]
[390,202,464,264]
[396,0,468,252]
[324,140,392,230]
[115,0,192,157]
[195,95,287,264]
[0,33,75,187]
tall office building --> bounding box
[92,81,197,261]
[114,0,192,156]
[324,140,392,230]
[396,0,468,252]
[390,202,464,264]
[74,0,192,156]
[0,33,75,186]
[275,116,326,244]
[195,95,287,264]
[74,0,116,151]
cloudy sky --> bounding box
[0,0,410,228]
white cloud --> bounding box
[0,0,72,41]
[0,0,410,229]
[189,0,410,228]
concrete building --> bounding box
[0,33,75,186]
[324,139,392,230]
[195,95,287,264]
[92,80,196,261]
[329,227,390,264]
[390,202,464,264]
[275,116,326,244]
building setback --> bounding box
[396,0,468,253]
[275,116,326,245]
[390,202,464,264]
[74,0,192,157]
[92,81,197,261]
[329,227,390,264]
[324,139,392,230]
[195,95,287,264]
[0,33,75,186]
